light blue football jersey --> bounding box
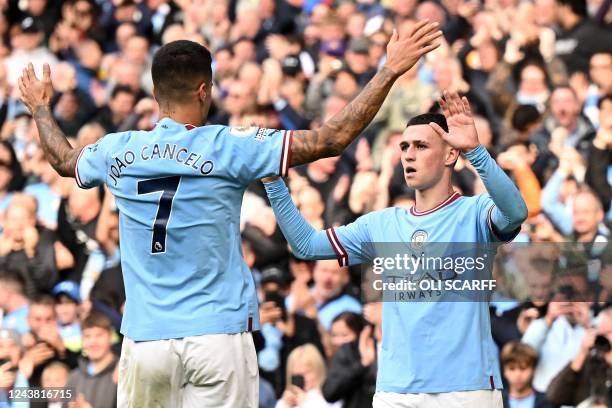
[76,118,293,341]
[329,193,512,393]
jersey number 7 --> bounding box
[137,176,181,254]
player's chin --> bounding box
[404,174,423,189]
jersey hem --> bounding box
[121,321,260,341]
[376,380,504,394]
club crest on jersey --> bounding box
[229,126,255,137]
[411,230,428,249]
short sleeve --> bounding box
[75,139,110,189]
[327,213,375,267]
[227,127,292,183]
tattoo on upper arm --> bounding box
[289,67,398,167]
[33,106,79,178]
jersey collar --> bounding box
[409,191,462,216]
[152,117,196,130]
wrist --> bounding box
[462,143,481,154]
[32,104,52,117]
[380,64,401,80]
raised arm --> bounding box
[289,20,443,166]
[264,178,338,261]
[430,92,528,236]
[263,178,372,266]
[18,63,80,177]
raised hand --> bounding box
[430,91,480,152]
[18,63,54,114]
[384,20,443,76]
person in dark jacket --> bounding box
[322,324,377,408]
[501,341,555,408]
[67,312,118,408]
[585,94,611,213]
[546,307,612,406]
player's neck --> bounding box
[159,109,204,127]
[414,182,456,213]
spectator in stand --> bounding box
[546,307,612,406]
[554,0,612,75]
[0,194,72,296]
[288,260,362,332]
[52,280,82,353]
[582,53,612,127]
[92,85,137,133]
[276,344,340,408]
[323,313,377,408]
[67,312,118,408]
[41,361,70,407]
[0,270,29,334]
[20,295,78,388]
[585,94,612,214]
[522,298,590,392]
[0,327,29,403]
[501,341,554,408]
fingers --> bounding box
[428,122,447,138]
[28,62,37,81]
[452,92,463,115]
[406,19,430,39]
[43,63,51,83]
[440,91,465,116]
[390,28,399,44]
[442,90,457,116]
[420,30,444,46]
[410,21,440,43]
[461,96,472,116]
[418,41,442,56]
[438,93,450,118]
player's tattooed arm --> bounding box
[290,20,443,167]
[18,63,80,177]
[32,106,80,177]
[291,66,397,165]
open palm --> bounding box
[429,91,480,152]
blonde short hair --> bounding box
[286,344,326,390]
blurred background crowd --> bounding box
[0,0,610,406]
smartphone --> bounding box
[0,358,17,372]
[265,291,287,321]
[291,374,305,390]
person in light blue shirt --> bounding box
[18,24,444,408]
[264,92,528,407]
[0,271,30,335]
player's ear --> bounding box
[197,82,207,102]
[445,146,460,167]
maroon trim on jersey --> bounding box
[279,130,292,177]
[248,317,253,332]
[285,130,294,175]
[326,227,348,267]
[74,147,86,189]
[490,376,496,390]
[409,192,462,216]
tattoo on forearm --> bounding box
[291,66,398,166]
[33,106,79,177]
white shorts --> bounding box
[373,389,503,408]
[117,332,259,408]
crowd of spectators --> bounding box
[0,0,610,406]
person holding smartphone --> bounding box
[276,344,340,408]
